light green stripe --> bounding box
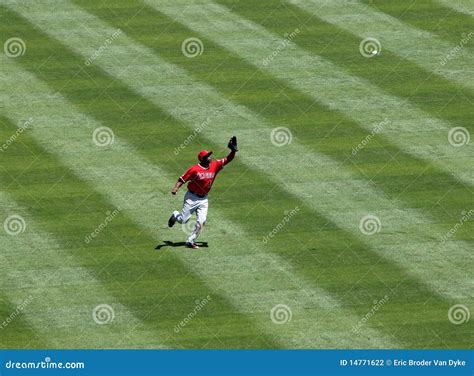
[289,0,473,89]
[0,191,165,348]
[0,58,395,348]
[147,0,473,188]
[436,0,473,16]
[7,0,472,301]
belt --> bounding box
[188,190,207,198]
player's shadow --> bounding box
[155,240,209,250]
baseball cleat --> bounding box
[168,213,177,228]
[186,242,199,249]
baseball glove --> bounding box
[227,136,238,152]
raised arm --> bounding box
[223,150,236,166]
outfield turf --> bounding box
[0,0,472,348]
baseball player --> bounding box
[168,136,238,249]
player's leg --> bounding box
[168,191,193,227]
[186,198,208,246]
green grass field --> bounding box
[0,0,472,349]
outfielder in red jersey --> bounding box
[168,136,238,249]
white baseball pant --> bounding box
[173,190,208,243]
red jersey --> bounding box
[179,159,225,196]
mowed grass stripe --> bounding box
[92,0,473,245]
[362,0,474,45]
[0,188,167,348]
[147,0,473,188]
[93,1,474,298]
[1,6,454,348]
[436,0,474,17]
[288,0,474,91]
[0,59,398,349]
